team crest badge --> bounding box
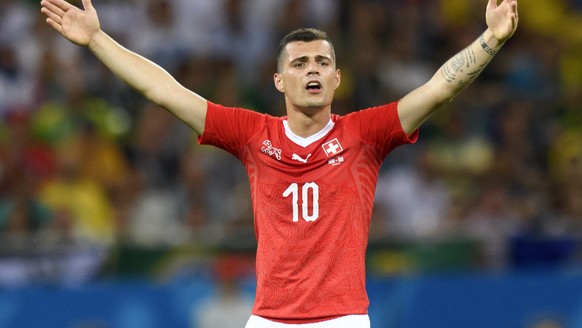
[261,140,282,160]
[322,138,343,157]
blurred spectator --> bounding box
[374,147,452,239]
[127,102,189,190]
[548,96,582,235]
[0,115,111,286]
[126,0,188,73]
[38,137,116,246]
[378,28,434,102]
[0,1,34,113]
[121,103,191,246]
[0,171,50,252]
[489,100,548,198]
[425,110,495,199]
[0,110,56,194]
[460,181,523,269]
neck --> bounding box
[286,105,332,138]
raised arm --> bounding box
[40,0,207,135]
[397,0,518,136]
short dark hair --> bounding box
[276,28,335,72]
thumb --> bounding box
[81,0,94,11]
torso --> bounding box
[199,101,416,321]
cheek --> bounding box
[287,79,303,93]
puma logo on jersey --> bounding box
[291,153,312,163]
[261,140,282,160]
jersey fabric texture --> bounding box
[199,101,418,322]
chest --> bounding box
[248,125,373,183]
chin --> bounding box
[302,103,328,112]
[304,97,330,109]
[288,95,331,112]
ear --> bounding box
[274,73,284,93]
[334,69,341,89]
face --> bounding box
[274,40,341,113]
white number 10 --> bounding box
[282,182,320,222]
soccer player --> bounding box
[40,0,518,326]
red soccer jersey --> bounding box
[199,101,417,322]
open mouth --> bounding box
[305,81,322,92]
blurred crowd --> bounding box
[0,0,581,285]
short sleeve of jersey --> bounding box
[198,101,265,158]
[344,101,418,158]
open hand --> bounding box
[40,0,100,46]
[486,0,518,43]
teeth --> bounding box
[307,82,319,87]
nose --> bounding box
[307,61,320,75]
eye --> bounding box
[293,62,306,68]
[319,61,329,66]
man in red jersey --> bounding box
[41,0,518,326]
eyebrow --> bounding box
[288,55,332,65]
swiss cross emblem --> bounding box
[322,138,343,157]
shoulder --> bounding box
[201,102,283,152]
[333,102,400,131]
[205,101,280,130]
[335,101,417,156]
[207,101,270,119]
[343,102,399,120]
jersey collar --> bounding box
[282,119,335,148]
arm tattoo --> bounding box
[441,63,456,83]
[441,46,487,88]
[479,34,498,56]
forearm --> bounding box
[397,29,506,135]
[436,28,504,101]
[88,30,179,106]
[87,30,207,134]
[397,0,518,135]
